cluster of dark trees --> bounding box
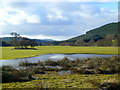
[10,32,38,49]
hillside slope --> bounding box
[51,22,120,46]
[67,22,119,42]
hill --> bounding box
[0,37,54,46]
[51,22,119,46]
[1,22,120,46]
[67,22,119,42]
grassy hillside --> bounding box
[50,22,119,46]
[68,22,119,41]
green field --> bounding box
[1,46,119,59]
[2,72,118,88]
[2,46,120,59]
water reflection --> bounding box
[1,54,119,67]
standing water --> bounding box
[1,54,119,67]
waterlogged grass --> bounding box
[2,56,119,89]
[1,46,120,59]
[2,73,118,88]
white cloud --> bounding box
[46,8,67,21]
[71,4,118,23]
[21,34,73,41]
[0,22,7,26]
[0,34,72,41]
[6,10,25,25]
[26,15,40,23]
[0,7,41,25]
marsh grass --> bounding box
[2,68,32,83]
[19,60,38,67]
[2,66,45,83]
[2,74,119,88]
[18,56,120,74]
[2,56,120,89]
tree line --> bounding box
[1,33,119,47]
[10,32,38,49]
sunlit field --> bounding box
[1,46,119,59]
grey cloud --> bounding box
[1,24,82,37]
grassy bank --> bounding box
[2,73,119,89]
[1,46,120,59]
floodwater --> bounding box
[0,54,119,67]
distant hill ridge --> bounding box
[0,37,54,46]
[1,22,120,46]
[66,22,119,42]
[51,22,120,46]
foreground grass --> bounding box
[2,56,119,89]
[1,46,119,59]
[2,73,118,88]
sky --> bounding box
[0,0,119,41]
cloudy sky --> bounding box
[0,0,119,41]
